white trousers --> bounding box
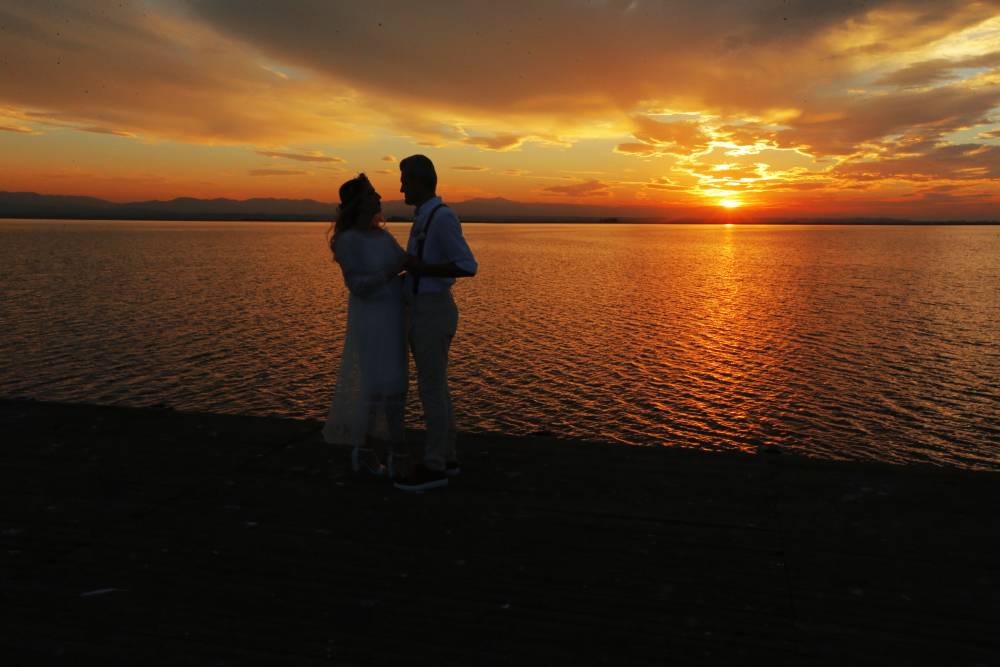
[406,290,459,471]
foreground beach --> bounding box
[2,399,997,665]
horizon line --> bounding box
[1,190,997,224]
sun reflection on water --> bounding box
[0,220,998,469]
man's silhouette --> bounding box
[394,154,478,492]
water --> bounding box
[1,220,998,469]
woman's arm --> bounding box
[335,233,403,297]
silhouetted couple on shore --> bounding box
[322,155,478,492]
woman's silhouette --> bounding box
[322,174,408,476]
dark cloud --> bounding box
[3,0,998,156]
[779,82,1000,155]
[189,0,998,118]
[876,51,1000,87]
[0,1,358,143]
[832,143,1000,181]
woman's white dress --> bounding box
[323,228,407,447]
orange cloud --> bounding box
[543,180,610,197]
[613,117,714,160]
[1,0,997,216]
[0,2,362,144]
[645,177,687,191]
[250,169,308,176]
[615,143,662,157]
[462,134,526,151]
[631,117,711,151]
[715,123,779,148]
[257,150,344,163]
[833,144,1000,181]
[79,126,136,137]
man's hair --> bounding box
[399,154,437,193]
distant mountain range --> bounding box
[0,191,339,221]
[0,191,994,224]
[0,191,685,221]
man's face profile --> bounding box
[400,169,419,206]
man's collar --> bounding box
[414,195,442,219]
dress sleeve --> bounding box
[335,232,389,297]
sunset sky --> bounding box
[1,0,998,218]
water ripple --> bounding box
[1,220,998,470]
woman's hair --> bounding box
[328,173,379,259]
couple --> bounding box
[322,155,478,492]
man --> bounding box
[394,154,478,492]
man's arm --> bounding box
[403,256,473,277]
[405,213,478,278]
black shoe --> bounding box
[393,464,448,492]
[445,460,461,477]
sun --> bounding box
[719,199,742,209]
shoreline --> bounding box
[3,398,999,664]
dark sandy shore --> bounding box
[1,399,998,666]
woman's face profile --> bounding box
[360,188,382,227]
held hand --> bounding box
[385,255,407,281]
[403,254,426,274]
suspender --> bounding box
[413,203,446,294]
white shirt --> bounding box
[405,196,478,294]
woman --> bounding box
[323,174,408,476]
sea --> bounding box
[1,220,997,470]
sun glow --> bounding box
[1,4,997,218]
